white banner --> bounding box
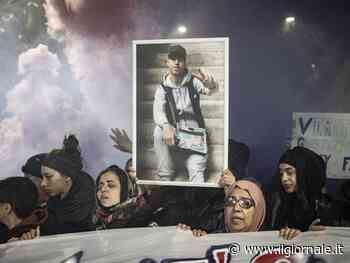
[1,226,350,263]
[291,112,350,179]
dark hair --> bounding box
[42,134,83,180]
[168,44,186,61]
[96,165,129,204]
[228,139,250,179]
[0,177,38,219]
[272,146,326,230]
[22,153,47,178]
[124,158,132,173]
[275,146,326,203]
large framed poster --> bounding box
[133,38,229,187]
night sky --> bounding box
[151,0,350,189]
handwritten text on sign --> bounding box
[291,113,350,179]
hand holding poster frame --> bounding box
[133,38,229,187]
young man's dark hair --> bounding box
[0,177,38,220]
[0,177,40,244]
[168,44,186,61]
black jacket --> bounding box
[41,172,95,235]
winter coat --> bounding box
[41,172,95,235]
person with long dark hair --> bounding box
[40,135,95,235]
[268,146,326,240]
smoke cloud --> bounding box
[0,0,160,178]
[0,44,83,177]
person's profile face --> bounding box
[96,171,121,208]
[27,175,49,203]
[41,166,69,197]
[279,163,297,193]
[0,202,11,225]
[167,57,186,77]
[225,187,255,232]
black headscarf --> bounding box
[271,146,326,231]
[277,146,326,204]
[96,165,130,211]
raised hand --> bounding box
[192,68,218,90]
[110,128,132,153]
[219,169,236,196]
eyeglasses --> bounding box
[224,196,255,209]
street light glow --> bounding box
[178,25,187,34]
[285,16,295,24]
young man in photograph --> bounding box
[153,44,217,183]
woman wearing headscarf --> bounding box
[222,179,266,233]
[40,135,95,235]
[94,165,154,230]
[179,169,266,236]
[268,146,326,240]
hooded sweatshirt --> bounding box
[40,171,95,235]
[153,70,209,130]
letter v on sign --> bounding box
[299,117,313,135]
